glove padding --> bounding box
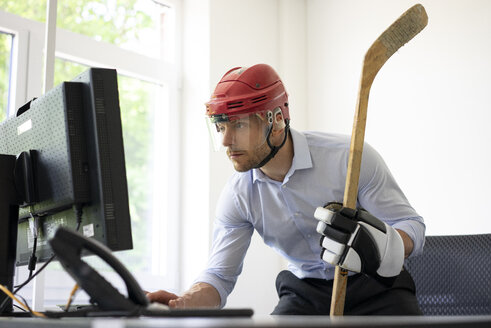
[314,203,404,286]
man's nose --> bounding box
[221,129,235,147]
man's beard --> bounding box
[227,142,270,172]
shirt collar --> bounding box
[252,128,313,183]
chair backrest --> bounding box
[405,234,491,315]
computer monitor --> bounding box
[0,67,133,266]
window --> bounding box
[0,31,13,121]
[0,1,46,23]
[0,0,180,308]
[57,0,175,60]
[0,0,175,60]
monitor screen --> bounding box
[0,67,133,266]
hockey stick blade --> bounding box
[363,4,428,86]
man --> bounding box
[147,64,425,315]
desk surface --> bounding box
[1,315,491,328]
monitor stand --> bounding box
[0,154,20,314]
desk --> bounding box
[1,315,491,328]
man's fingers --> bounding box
[168,298,187,308]
[146,290,179,305]
[314,206,335,224]
[321,235,346,254]
[168,293,213,309]
[317,221,351,243]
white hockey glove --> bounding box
[314,203,404,286]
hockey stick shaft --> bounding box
[330,4,428,316]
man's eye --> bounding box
[235,122,247,129]
[216,125,226,133]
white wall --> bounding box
[181,0,491,317]
[307,0,491,236]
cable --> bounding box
[0,285,46,318]
[0,210,56,313]
[16,294,38,317]
[26,209,39,280]
[74,204,83,231]
[64,284,79,312]
[64,205,83,312]
[15,254,55,295]
[14,208,40,288]
[12,304,26,312]
[0,204,84,314]
[27,236,37,280]
[0,254,55,314]
[13,204,83,292]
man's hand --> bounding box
[146,282,221,308]
[146,289,179,306]
[314,203,405,286]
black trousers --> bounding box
[272,269,422,315]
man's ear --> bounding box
[273,108,286,131]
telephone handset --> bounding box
[49,227,149,312]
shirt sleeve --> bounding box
[194,180,254,308]
[389,218,426,256]
[356,143,426,257]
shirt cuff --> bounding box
[391,218,426,257]
[193,272,231,309]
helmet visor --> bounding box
[206,113,269,152]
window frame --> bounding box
[0,11,31,117]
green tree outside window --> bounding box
[0,31,12,122]
[0,1,162,271]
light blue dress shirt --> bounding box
[196,129,425,307]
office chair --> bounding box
[405,234,491,315]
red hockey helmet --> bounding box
[205,64,289,123]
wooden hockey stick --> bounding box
[330,4,428,316]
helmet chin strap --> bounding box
[253,119,290,169]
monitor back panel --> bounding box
[0,82,90,218]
